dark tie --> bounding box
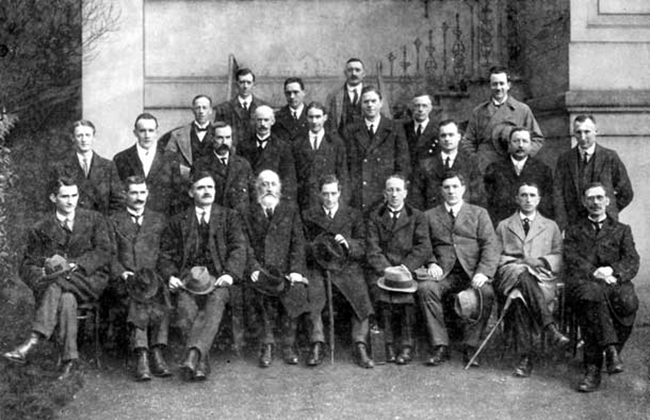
[448,208,455,224]
[265,207,273,219]
[61,218,73,232]
[352,90,359,107]
[327,210,334,219]
[591,220,601,234]
[523,218,530,235]
[292,110,298,120]
[200,211,208,228]
[195,126,208,133]
[242,102,248,111]
[220,157,227,166]
[583,152,589,165]
[416,125,423,137]
[131,214,142,226]
[257,139,268,153]
[82,158,90,178]
[444,156,451,170]
[390,210,400,228]
[368,124,374,138]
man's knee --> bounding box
[417,280,443,300]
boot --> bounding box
[150,346,171,378]
[283,345,299,365]
[385,343,396,363]
[396,346,413,365]
[3,332,41,364]
[194,353,210,381]
[259,344,273,368]
[605,345,624,375]
[135,349,152,382]
[513,353,533,378]
[57,359,80,381]
[356,343,374,369]
[180,348,200,380]
[306,342,323,367]
[546,323,570,349]
[578,364,601,392]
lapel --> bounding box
[334,87,345,125]
[309,206,337,233]
[368,118,391,153]
[125,145,145,176]
[526,216,547,243]
[434,205,454,233]
[506,215,527,243]
[42,213,70,249]
[177,125,193,165]
[454,204,471,232]
[267,201,288,234]
[432,153,446,177]
[568,147,581,197]
[147,149,165,180]
[113,211,138,239]
[180,208,198,264]
[591,144,607,180]
[251,203,271,234]
[231,97,247,122]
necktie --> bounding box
[327,210,334,219]
[265,207,273,219]
[311,136,318,150]
[591,220,601,234]
[257,139,268,153]
[292,110,298,120]
[390,210,400,229]
[220,157,227,166]
[62,218,73,232]
[368,124,374,138]
[200,210,208,227]
[448,208,455,224]
[444,156,451,170]
[416,125,423,137]
[523,218,530,235]
[583,152,589,165]
[242,102,248,111]
[131,214,142,226]
[82,157,90,178]
[352,90,359,107]
[195,126,208,133]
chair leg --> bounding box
[93,305,102,369]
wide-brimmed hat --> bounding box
[43,254,73,280]
[454,288,484,324]
[251,267,287,296]
[126,268,161,303]
[181,266,217,295]
[377,266,417,293]
[281,282,309,318]
[312,232,348,272]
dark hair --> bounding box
[213,121,231,130]
[318,174,340,192]
[71,119,96,135]
[124,175,147,190]
[284,77,305,91]
[192,94,212,106]
[438,119,458,130]
[48,175,77,196]
[516,182,540,196]
[582,182,606,196]
[509,126,530,141]
[134,113,158,129]
[189,169,215,186]
[412,93,432,103]
[236,68,255,82]
[361,85,382,100]
[574,114,596,125]
[440,171,465,186]
[306,101,328,115]
[489,65,510,80]
[346,58,364,67]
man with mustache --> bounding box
[243,170,309,368]
[564,182,639,392]
[106,176,171,381]
[159,170,247,381]
[326,58,366,136]
[484,127,553,224]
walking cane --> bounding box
[325,270,335,364]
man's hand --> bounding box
[472,273,489,288]
[121,271,135,281]
[427,263,444,281]
[288,272,308,285]
[215,274,233,287]
[334,234,349,249]
[603,275,618,285]
[168,276,183,291]
[593,266,614,280]
[251,270,260,282]
[521,257,543,269]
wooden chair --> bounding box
[77,302,102,368]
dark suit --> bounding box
[193,153,252,216]
[484,156,554,224]
[22,209,111,361]
[113,145,184,216]
[410,150,485,211]
[553,145,633,231]
[237,135,297,202]
[164,123,216,180]
[292,130,349,211]
[273,105,309,143]
[302,204,373,344]
[418,203,498,348]
[564,217,639,366]
[159,205,247,356]
[403,120,439,171]
[214,96,268,146]
[49,152,123,215]
[344,118,411,213]
[326,84,363,136]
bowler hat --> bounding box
[181,266,217,295]
[312,233,348,272]
[491,121,517,155]
[377,266,417,293]
[251,267,287,296]
[126,268,161,303]
[43,254,72,280]
[454,288,484,324]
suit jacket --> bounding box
[113,145,184,216]
[410,149,485,211]
[214,96,268,146]
[553,144,633,230]
[292,130,349,211]
[193,153,252,215]
[495,212,562,296]
[50,152,123,215]
[325,84,363,136]
[237,135,297,202]
[484,156,553,224]
[424,203,499,279]
[21,209,112,301]
[343,117,411,212]
[164,122,216,180]
[403,120,439,171]
[302,204,373,320]
[273,105,309,143]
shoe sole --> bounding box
[2,354,26,364]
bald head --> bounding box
[254,105,275,137]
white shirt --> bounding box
[127,208,145,225]
[136,143,156,177]
[194,121,210,142]
[56,211,75,230]
[441,150,458,167]
[386,204,404,219]
[444,201,464,218]
[414,119,429,135]
[347,84,362,104]
[519,211,536,223]
[365,116,381,133]
[77,152,93,175]
[256,134,271,149]
[323,203,339,218]
[511,156,528,176]
[310,130,325,150]
[195,206,212,224]
[579,144,596,162]
[239,96,252,110]
[492,95,508,107]
[290,103,304,120]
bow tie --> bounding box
[195,126,208,133]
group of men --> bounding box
[2,59,638,394]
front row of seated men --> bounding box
[3,166,639,393]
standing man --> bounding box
[214,68,268,146]
[292,102,349,211]
[366,175,431,367]
[3,176,111,380]
[237,105,297,202]
[114,113,183,216]
[484,127,554,224]
[417,172,499,367]
[494,182,569,378]
[302,175,373,367]
[553,115,633,231]
[159,170,247,381]
[107,176,171,381]
[326,58,365,136]
[404,93,439,170]
[164,94,216,181]
[273,77,309,142]
[244,170,309,368]
[410,119,484,211]
[344,86,411,213]
[49,119,122,215]
[461,66,544,173]
[564,182,639,392]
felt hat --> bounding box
[181,266,216,295]
[312,232,348,272]
[43,254,73,280]
[126,268,161,303]
[377,265,417,293]
[454,288,484,324]
[491,121,517,155]
[251,267,287,296]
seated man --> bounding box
[494,182,569,378]
[366,175,431,367]
[418,172,498,367]
[3,175,111,380]
[159,170,247,381]
[564,182,639,392]
[107,176,171,381]
[302,174,373,367]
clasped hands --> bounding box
[426,263,489,288]
[593,266,617,285]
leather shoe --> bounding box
[578,364,601,392]
[3,332,40,364]
[605,345,624,375]
[356,343,374,369]
[396,346,413,365]
[58,359,80,381]
[150,346,172,378]
[546,324,570,349]
[513,354,533,378]
[259,344,273,368]
[135,349,152,382]
[180,348,200,380]
[385,344,396,363]
[426,346,449,366]
[283,346,299,365]
[194,353,209,381]
[306,342,323,367]
[463,347,480,368]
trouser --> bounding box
[32,283,83,361]
[509,271,556,353]
[178,288,230,358]
[133,313,170,350]
[260,294,297,348]
[379,302,415,348]
[309,310,369,345]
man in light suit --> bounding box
[273,77,309,143]
[553,114,633,231]
[164,95,216,181]
[326,58,365,136]
[494,182,569,378]
[403,93,439,170]
[418,172,499,367]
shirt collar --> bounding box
[127,208,144,218]
[289,103,304,118]
[588,215,607,224]
[519,211,536,222]
[492,95,509,107]
[444,200,464,215]
[239,96,252,107]
[365,116,381,128]
[415,119,429,131]
[347,84,361,94]
[136,142,156,157]
[579,144,596,156]
[441,150,458,160]
[76,151,93,161]
[55,211,74,223]
[214,150,230,159]
[311,129,325,141]
[386,204,404,213]
[195,206,212,219]
[511,156,528,167]
[323,203,339,216]
[194,121,210,130]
